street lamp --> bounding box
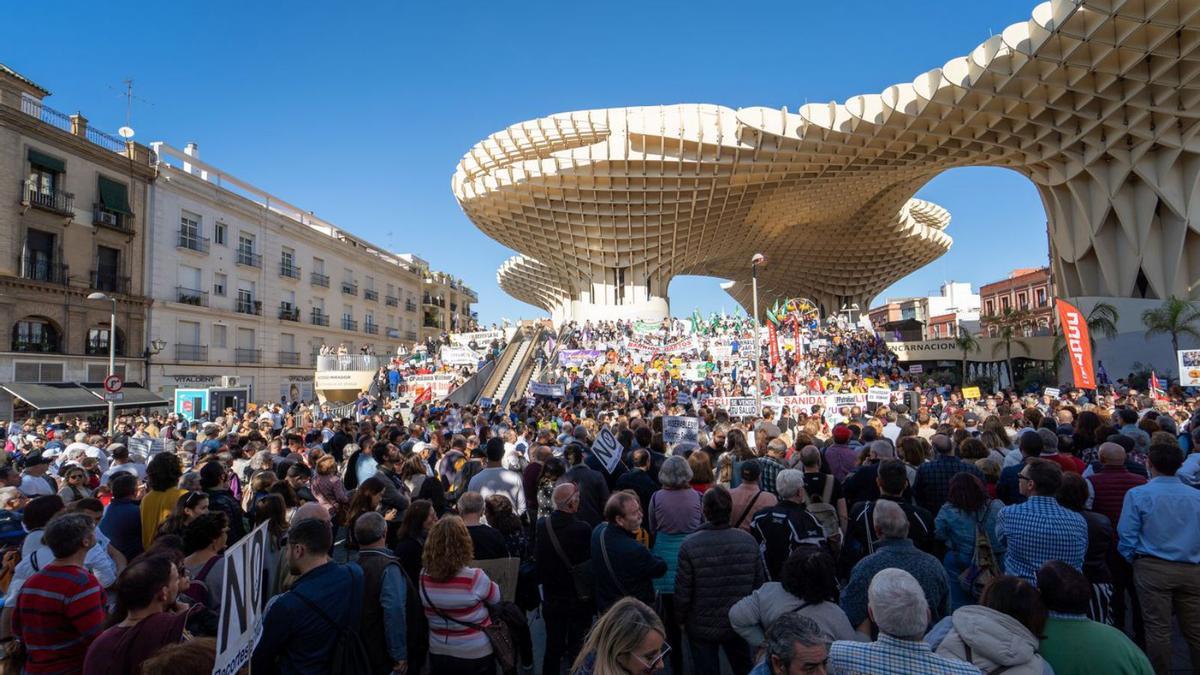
[751,253,765,417]
[87,292,117,435]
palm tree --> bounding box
[1053,301,1121,365]
[991,308,1031,389]
[1142,295,1200,359]
[954,328,980,385]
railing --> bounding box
[84,126,126,154]
[278,351,300,365]
[316,354,383,372]
[235,348,262,364]
[20,98,127,156]
[310,272,329,287]
[364,289,378,301]
[18,254,69,285]
[405,300,417,312]
[423,295,445,307]
[236,250,262,268]
[92,204,133,233]
[385,295,399,307]
[279,305,300,321]
[236,299,262,315]
[311,310,330,326]
[364,323,378,335]
[342,318,358,331]
[177,231,210,253]
[279,262,301,279]
[90,270,130,295]
[12,338,59,353]
[23,182,74,215]
[176,343,207,361]
[175,286,208,306]
[341,282,358,296]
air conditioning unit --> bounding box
[221,376,240,388]
[98,211,119,226]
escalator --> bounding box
[474,324,548,410]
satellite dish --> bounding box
[118,126,135,139]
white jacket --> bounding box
[936,605,1049,675]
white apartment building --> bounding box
[144,142,448,404]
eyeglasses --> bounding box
[630,644,671,670]
[1018,474,1033,483]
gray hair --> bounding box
[458,491,484,515]
[43,513,94,559]
[1036,428,1059,451]
[658,455,693,489]
[869,440,895,460]
[763,612,829,671]
[353,511,387,545]
[775,469,807,501]
[873,499,910,539]
[868,568,929,638]
[0,487,20,506]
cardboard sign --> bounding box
[212,522,271,675]
[129,437,168,457]
[662,416,700,445]
[1043,387,1061,399]
[676,391,691,406]
[867,387,892,404]
[439,346,480,366]
[590,427,622,474]
[962,386,982,400]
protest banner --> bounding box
[212,521,271,675]
[529,381,565,398]
[867,387,892,404]
[407,374,458,400]
[559,349,604,367]
[591,427,623,473]
[662,416,700,445]
[449,330,505,348]
[626,336,696,355]
[714,396,758,417]
[129,437,169,457]
[439,346,480,366]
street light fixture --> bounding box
[87,292,117,435]
[751,254,765,418]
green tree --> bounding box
[1053,301,1121,367]
[1142,295,1200,358]
[954,328,981,385]
[990,308,1031,390]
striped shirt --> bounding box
[420,567,501,659]
[13,564,106,674]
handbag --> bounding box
[958,508,999,600]
[421,580,517,673]
[599,524,629,596]
[545,518,595,603]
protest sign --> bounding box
[962,386,982,400]
[1043,387,1061,399]
[212,522,271,675]
[676,391,691,406]
[867,387,892,404]
[439,346,480,366]
[591,427,623,474]
[909,364,923,374]
[529,381,565,398]
[479,397,494,409]
[129,437,168,457]
[559,349,603,367]
[717,397,758,418]
[449,330,504,348]
[662,416,700,445]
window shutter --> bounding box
[97,175,133,215]
[27,149,65,173]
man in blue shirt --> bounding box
[1117,443,1200,674]
[995,458,1087,584]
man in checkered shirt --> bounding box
[830,568,981,674]
[996,458,1087,583]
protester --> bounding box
[913,434,985,515]
[748,613,831,675]
[535,482,594,675]
[927,575,1049,675]
[729,460,777,532]
[82,552,189,675]
[934,473,1005,609]
[749,469,828,581]
[181,512,228,612]
[572,597,667,675]
[354,511,419,675]
[141,453,186,549]
[996,458,1087,584]
[592,491,666,612]
[419,515,501,675]
[98,472,144,562]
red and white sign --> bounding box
[1055,299,1096,389]
[103,374,124,393]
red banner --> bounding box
[1056,299,1096,389]
[767,322,780,366]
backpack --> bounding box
[293,573,371,675]
[804,473,842,551]
[183,554,221,607]
[958,506,1000,601]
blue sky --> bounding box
[6,1,1048,324]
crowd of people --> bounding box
[0,316,1195,674]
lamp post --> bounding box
[751,253,765,417]
[87,292,118,435]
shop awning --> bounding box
[27,149,64,173]
[1,382,168,413]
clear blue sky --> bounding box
[6,0,1048,324]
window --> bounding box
[85,364,126,382]
[94,246,121,292]
[13,362,64,383]
[281,289,296,308]
[181,211,201,237]
[85,325,124,356]
[1017,292,1028,308]
[365,276,375,291]
[1036,287,1047,306]
[214,222,227,246]
[26,149,64,207]
[1001,296,1011,311]
[20,229,60,283]
[985,300,994,315]
[213,324,227,348]
[282,248,295,266]
[13,318,59,353]
[313,257,325,274]
[95,176,132,227]
[238,233,255,253]
[237,328,255,349]
[178,320,201,345]
[214,273,227,297]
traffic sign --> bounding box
[104,392,124,402]
[103,374,124,393]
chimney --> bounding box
[183,142,207,180]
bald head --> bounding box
[1098,442,1126,466]
[293,502,331,525]
[552,482,579,512]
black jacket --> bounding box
[591,523,665,612]
[204,487,247,543]
[564,464,610,528]
[534,510,593,601]
[675,524,764,641]
[748,500,827,581]
[615,468,658,526]
[840,496,935,576]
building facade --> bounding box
[868,282,980,340]
[979,267,1054,337]
[0,66,155,419]
[397,254,479,342]
[144,142,474,404]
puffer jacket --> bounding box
[936,605,1048,675]
[674,523,764,641]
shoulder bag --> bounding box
[733,490,765,529]
[545,518,594,603]
[421,579,517,673]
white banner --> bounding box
[213,521,271,675]
[662,416,700,445]
[626,336,696,354]
[439,346,480,366]
[529,381,565,398]
[709,393,871,416]
[406,374,458,399]
[711,396,758,417]
[591,427,623,474]
[449,330,505,348]
[867,387,892,404]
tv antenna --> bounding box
[110,78,152,139]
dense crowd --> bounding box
[0,317,1196,675]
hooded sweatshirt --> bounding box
[935,605,1048,675]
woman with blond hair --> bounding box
[419,515,501,675]
[571,597,667,674]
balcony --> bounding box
[175,344,208,361]
[235,348,262,364]
[423,318,441,329]
[364,323,378,335]
[91,204,133,234]
[236,250,262,268]
[278,304,300,321]
[277,351,300,366]
[405,300,417,312]
[90,270,130,295]
[279,262,301,280]
[364,289,379,302]
[310,272,330,288]
[316,354,383,372]
[175,286,209,307]
[385,295,399,307]
[235,298,263,316]
[422,295,445,308]
[342,318,358,331]
[18,254,69,285]
[22,182,74,216]
[177,231,210,254]
[311,310,330,327]
[341,282,358,296]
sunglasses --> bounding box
[630,644,670,671]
